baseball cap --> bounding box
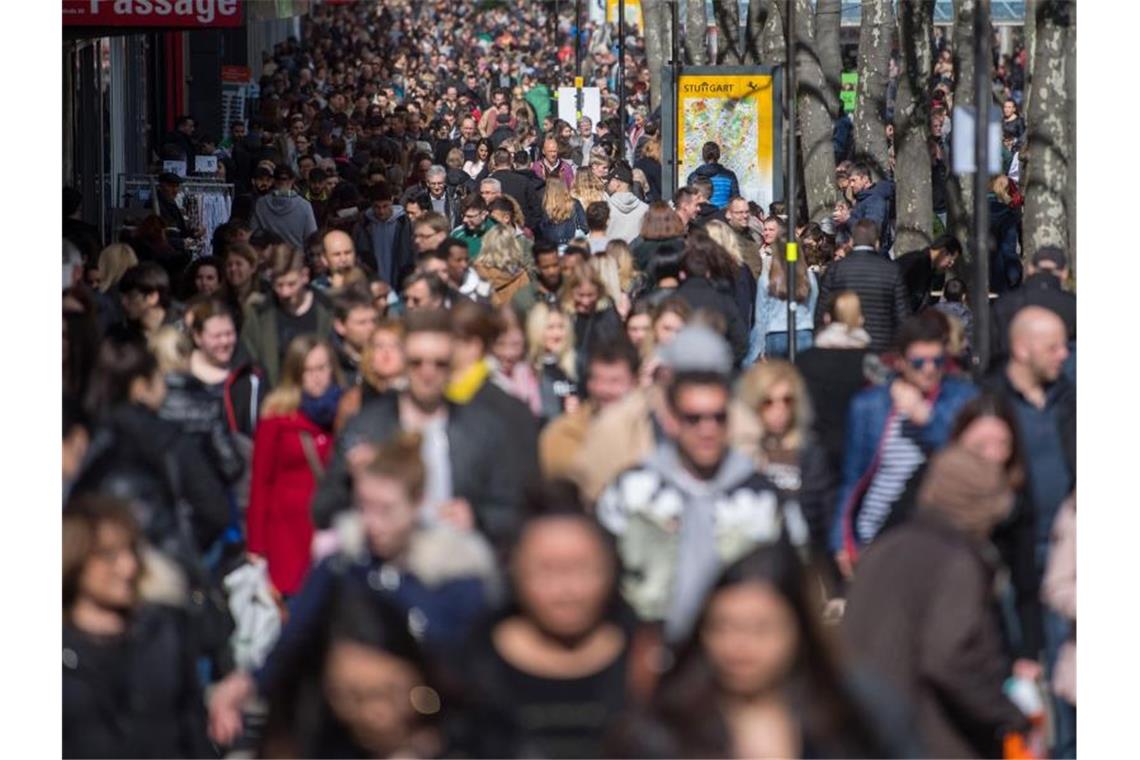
[607,162,633,186]
[1031,246,1068,270]
[157,172,183,186]
[658,325,733,376]
[253,166,274,179]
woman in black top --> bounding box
[63,496,213,759]
[456,505,634,758]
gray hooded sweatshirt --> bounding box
[251,190,318,248]
[605,191,649,243]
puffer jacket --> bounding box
[849,179,895,248]
[814,249,911,354]
[686,162,740,208]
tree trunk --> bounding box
[761,0,786,67]
[892,0,934,254]
[712,0,742,64]
[794,0,837,222]
[1064,3,1076,275]
[685,0,707,65]
[742,0,768,65]
[1023,0,1074,262]
[1023,0,1037,115]
[853,0,893,181]
[643,0,666,112]
[814,0,844,117]
[946,0,975,262]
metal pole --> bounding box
[972,0,991,377]
[785,0,798,362]
[618,0,626,156]
[574,0,581,84]
[670,0,680,193]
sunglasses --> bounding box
[407,357,450,370]
[761,395,794,408]
[908,355,945,371]
[678,410,729,427]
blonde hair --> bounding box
[560,263,610,314]
[542,178,575,223]
[571,170,606,208]
[149,325,191,375]
[827,290,865,330]
[737,359,814,451]
[704,220,746,265]
[262,335,342,417]
[992,175,1013,205]
[592,240,635,303]
[97,243,138,293]
[526,302,578,380]
[474,224,527,272]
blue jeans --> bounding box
[1043,607,1077,758]
[764,330,813,358]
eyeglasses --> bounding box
[407,357,450,370]
[908,355,945,370]
[761,395,794,408]
[678,410,729,427]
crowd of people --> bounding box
[61,4,1076,759]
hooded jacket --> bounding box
[843,446,1028,759]
[686,162,740,209]
[849,179,895,247]
[597,441,808,643]
[238,290,334,389]
[351,205,413,288]
[250,190,318,249]
[605,191,649,243]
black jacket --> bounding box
[310,392,529,552]
[572,307,625,384]
[815,251,911,353]
[634,156,663,203]
[795,346,870,475]
[158,372,245,481]
[63,606,214,759]
[72,403,232,554]
[987,272,1076,371]
[676,277,749,366]
[492,169,544,231]
[895,249,937,313]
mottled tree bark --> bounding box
[893,0,934,254]
[853,0,893,181]
[643,0,666,112]
[741,0,768,65]
[1023,0,1074,262]
[760,0,786,67]
[814,0,844,117]
[712,0,742,64]
[794,0,838,222]
[946,0,976,262]
[685,0,707,65]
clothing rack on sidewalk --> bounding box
[116,174,234,258]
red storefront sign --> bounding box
[221,65,251,83]
[63,0,244,28]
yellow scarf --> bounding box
[445,359,489,404]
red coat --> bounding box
[246,411,333,595]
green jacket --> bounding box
[239,289,333,388]
[524,84,552,127]
[451,220,494,260]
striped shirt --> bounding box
[856,414,926,543]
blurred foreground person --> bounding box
[458,500,635,758]
[63,497,213,759]
[259,583,445,759]
[209,434,497,749]
[843,445,1032,757]
[611,544,911,758]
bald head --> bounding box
[1009,306,1069,384]
[322,229,357,275]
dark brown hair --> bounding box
[63,496,142,612]
[640,201,685,240]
